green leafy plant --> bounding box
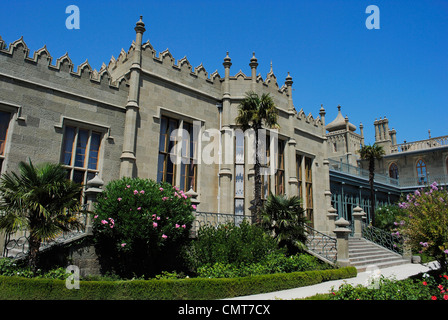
[0,160,84,273]
[92,177,195,278]
[260,193,308,255]
[186,220,279,272]
[374,204,405,231]
[396,182,448,273]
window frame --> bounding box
[61,125,103,186]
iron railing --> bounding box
[2,204,89,259]
[361,223,403,255]
[304,225,337,264]
[193,212,253,233]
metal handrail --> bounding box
[361,222,403,255]
[304,225,337,264]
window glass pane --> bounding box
[88,132,101,170]
[73,170,85,184]
[157,154,165,183]
[75,129,89,168]
[167,119,178,154]
[62,126,76,165]
[0,111,10,156]
[235,131,244,164]
[159,117,168,152]
[235,164,244,197]
[165,156,175,185]
[235,199,244,216]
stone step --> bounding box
[348,237,409,271]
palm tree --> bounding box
[260,193,308,255]
[235,91,279,220]
[359,144,385,226]
[0,160,84,273]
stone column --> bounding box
[326,206,338,236]
[84,174,104,234]
[285,73,298,196]
[352,206,365,238]
[334,217,351,267]
[249,52,258,92]
[219,52,233,214]
[120,16,145,178]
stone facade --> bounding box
[0,18,332,234]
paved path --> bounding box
[227,262,439,300]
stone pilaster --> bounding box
[120,16,145,178]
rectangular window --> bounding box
[61,126,102,186]
[275,140,285,195]
[305,157,313,226]
[157,116,179,186]
[261,135,270,200]
[296,154,303,199]
[0,111,11,172]
[234,131,245,216]
[180,122,197,191]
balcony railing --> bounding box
[390,135,448,154]
[328,159,399,187]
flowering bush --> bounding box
[396,182,448,272]
[92,177,195,278]
[329,272,448,300]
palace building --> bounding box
[0,17,447,242]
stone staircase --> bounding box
[349,237,409,272]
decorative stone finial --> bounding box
[135,16,146,33]
[223,51,232,67]
[285,71,293,85]
[249,51,258,68]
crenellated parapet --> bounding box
[0,35,128,91]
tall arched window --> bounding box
[416,159,427,185]
[389,163,399,180]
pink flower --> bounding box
[162,197,168,201]
[175,224,180,228]
[126,185,131,188]
[153,222,158,228]
[182,224,186,229]
[192,204,197,210]
[137,207,141,211]
[94,215,98,219]
[117,197,122,201]
[159,187,164,191]
[134,190,138,195]
[140,190,145,194]
[121,243,126,247]
[162,234,167,239]
[101,220,108,225]
[157,216,161,220]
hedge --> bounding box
[0,267,356,300]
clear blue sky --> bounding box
[1,0,447,145]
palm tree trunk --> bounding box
[369,158,376,226]
[28,234,41,274]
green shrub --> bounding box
[196,253,333,278]
[186,220,280,271]
[374,204,405,231]
[0,258,69,280]
[92,177,195,278]
[0,267,357,300]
